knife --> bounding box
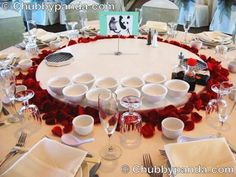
[89,162,101,177]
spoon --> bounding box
[61,134,95,146]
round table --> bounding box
[36,38,202,110]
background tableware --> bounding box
[63,84,88,103]
[228,60,236,73]
[121,76,144,90]
[161,117,184,139]
[72,114,94,136]
[61,134,95,146]
[72,73,95,89]
[48,76,70,95]
[98,91,121,160]
[165,79,189,98]
[143,73,167,84]
[115,87,141,101]
[142,84,167,103]
[18,59,33,71]
[49,39,62,50]
[86,88,110,108]
[190,39,203,50]
[95,77,118,92]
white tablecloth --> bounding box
[0,32,236,177]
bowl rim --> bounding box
[120,76,144,88]
[72,114,94,129]
[48,76,71,88]
[19,59,33,65]
[164,79,190,92]
[86,88,111,101]
[72,72,96,84]
[161,117,184,132]
[142,72,167,83]
[115,87,141,100]
[62,84,88,97]
[142,83,168,97]
[95,77,119,88]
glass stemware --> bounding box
[134,8,143,39]
[167,22,177,39]
[15,90,41,133]
[67,21,79,43]
[79,10,88,34]
[206,81,233,132]
[120,96,142,148]
[98,91,122,160]
[183,13,194,44]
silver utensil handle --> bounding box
[0,151,17,167]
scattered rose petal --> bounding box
[191,112,202,123]
[141,124,155,138]
[184,121,195,131]
[52,126,62,137]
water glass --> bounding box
[167,22,177,39]
[215,45,228,60]
[79,10,88,30]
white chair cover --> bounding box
[210,1,236,35]
[142,0,179,25]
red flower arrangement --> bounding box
[16,35,230,138]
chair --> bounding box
[209,0,236,34]
[0,8,25,50]
[142,0,179,25]
[177,0,209,27]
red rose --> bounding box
[141,123,155,138]
[22,78,41,91]
[68,40,77,46]
[85,107,100,124]
[191,112,202,123]
[51,126,62,137]
[184,121,195,131]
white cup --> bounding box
[72,115,94,136]
[161,117,184,139]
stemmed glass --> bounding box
[183,12,194,44]
[167,22,177,39]
[206,81,233,132]
[15,90,41,133]
[79,10,88,35]
[120,96,142,148]
[25,20,38,56]
[135,8,143,38]
[0,67,19,122]
[98,91,122,160]
[67,21,79,43]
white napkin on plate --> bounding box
[23,29,57,43]
[1,138,87,177]
[198,31,232,44]
[141,21,167,33]
[164,138,236,177]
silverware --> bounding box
[0,132,27,167]
[89,162,101,177]
[143,154,161,177]
[2,106,10,116]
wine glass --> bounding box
[67,21,79,43]
[79,10,88,35]
[98,91,122,160]
[183,12,194,44]
[211,81,233,99]
[120,96,142,148]
[167,22,177,39]
[0,67,19,122]
[134,8,143,38]
[15,90,41,134]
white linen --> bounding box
[141,21,167,33]
[198,31,232,45]
[1,138,87,177]
[164,138,236,177]
[23,29,57,43]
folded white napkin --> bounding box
[141,21,167,33]
[23,29,57,43]
[1,138,87,177]
[164,138,236,177]
[198,31,232,44]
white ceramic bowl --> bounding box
[95,77,118,92]
[18,59,33,71]
[72,114,94,135]
[165,79,190,98]
[121,76,144,90]
[228,60,236,73]
[86,88,111,107]
[48,76,70,95]
[63,84,88,103]
[143,73,167,84]
[190,39,202,50]
[161,117,184,139]
[115,87,141,101]
[142,84,167,103]
[49,39,61,50]
[72,73,95,89]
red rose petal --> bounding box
[51,126,62,137]
[184,121,195,131]
[141,124,155,138]
[191,112,202,123]
[63,124,73,134]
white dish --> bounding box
[95,77,118,92]
[63,84,88,103]
[115,87,141,101]
[142,73,167,84]
[86,88,110,108]
[73,115,94,136]
[165,79,189,98]
[72,73,95,89]
[142,84,167,103]
[162,117,184,139]
[121,76,144,90]
[18,59,33,71]
[48,76,70,95]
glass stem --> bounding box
[184,30,188,44]
[108,134,113,151]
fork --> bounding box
[143,154,162,177]
[0,132,27,167]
